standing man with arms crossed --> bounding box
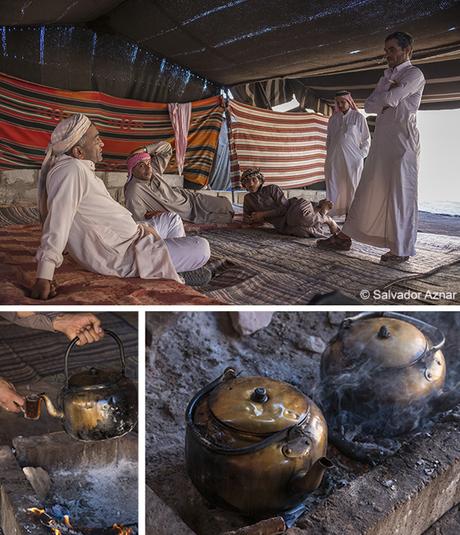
[318,31,425,262]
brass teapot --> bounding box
[25,330,138,441]
[320,312,446,430]
[185,368,331,517]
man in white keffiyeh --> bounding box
[31,114,211,300]
[38,114,93,222]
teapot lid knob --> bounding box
[251,387,269,403]
[378,325,391,339]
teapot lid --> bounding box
[341,317,428,368]
[67,367,122,390]
[208,376,310,435]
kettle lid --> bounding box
[341,317,428,368]
[208,376,310,435]
[67,367,122,390]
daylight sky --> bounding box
[417,109,460,204]
[274,98,460,212]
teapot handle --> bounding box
[341,312,445,356]
[64,329,126,386]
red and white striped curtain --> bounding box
[227,100,328,189]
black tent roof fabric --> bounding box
[1,0,459,107]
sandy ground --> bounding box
[418,211,460,237]
[146,311,460,535]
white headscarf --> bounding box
[38,113,92,222]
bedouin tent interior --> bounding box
[0,0,459,305]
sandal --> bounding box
[317,234,352,251]
[380,252,409,263]
[179,267,212,287]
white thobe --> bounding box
[125,142,233,224]
[35,155,206,283]
[325,109,370,216]
[143,212,210,272]
[342,61,425,256]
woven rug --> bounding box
[1,207,458,305]
[0,205,246,231]
[194,227,460,305]
[0,223,219,305]
[0,313,137,385]
[0,206,39,227]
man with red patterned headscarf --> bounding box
[324,91,370,217]
[124,141,234,224]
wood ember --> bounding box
[221,517,286,535]
[23,466,51,501]
[428,382,460,415]
[328,430,392,465]
[28,508,135,535]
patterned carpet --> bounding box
[0,313,138,384]
[0,222,219,305]
[192,227,460,305]
[0,206,458,305]
[0,205,39,227]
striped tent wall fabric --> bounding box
[228,99,329,189]
[0,72,224,186]
[231,79,334,116]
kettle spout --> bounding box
[289,457,333,495]
[24,393,63,420]
[40,394,64,419]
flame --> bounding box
[27,507,45,514]
[28,507,134,534]
[113,524,134,535]
[27,508,62,534]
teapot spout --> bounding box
[39,394,64,419]
[289,457,333,495]
[25,394,63,420]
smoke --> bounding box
[315,313,459,464]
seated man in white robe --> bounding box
[30,114,212,300]
[318,31,425,263]
[124,141,234,224]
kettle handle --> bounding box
[64,329,126,386]
[341,312,445,357]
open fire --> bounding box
[27,508,134,535]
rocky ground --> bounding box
[145,311,460,535]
